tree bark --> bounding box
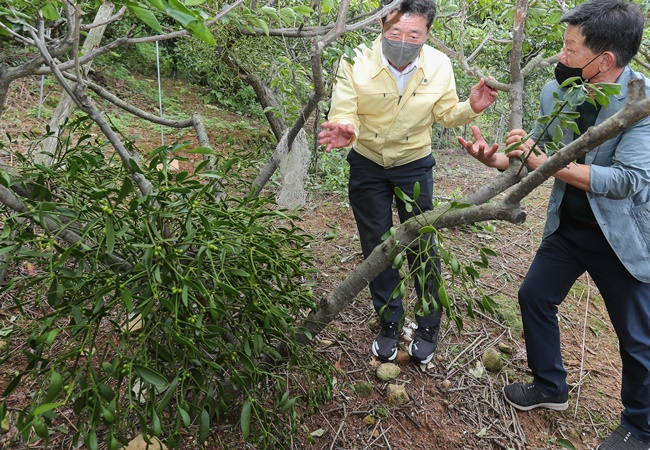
[508,0,528,130]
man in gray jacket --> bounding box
[458,0,650,448]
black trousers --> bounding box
[519,215,650,441]
[347,149,442,328]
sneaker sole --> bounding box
[502,387,569,411]
[372,341,397,361]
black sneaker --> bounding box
[408,325,439,364]
[372,322,400,361]
[503,382,569,411]
[597,426,650,450]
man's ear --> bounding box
[601,51,618,71]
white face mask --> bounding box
[382,37,423,68]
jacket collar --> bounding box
[612,66,633,102]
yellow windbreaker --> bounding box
[328,36,478,168]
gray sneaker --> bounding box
[597,426,650,450]
[503,382,568,411]
[408,325,439,364]
[372,322,400,361]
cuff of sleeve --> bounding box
[589,165,609,195]
[461,100,481,119]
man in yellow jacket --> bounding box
[318,0,497,364]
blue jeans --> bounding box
[519,214,650,441]
[347,149,442,328]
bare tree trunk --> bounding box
[36,2,115,165]
[508,0,528,130]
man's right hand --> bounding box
[317,122,355,152]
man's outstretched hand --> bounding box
[317,122,355,152]
[458,126,508,170]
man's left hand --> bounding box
[469,78,499,113]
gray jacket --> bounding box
[535,66,650,282]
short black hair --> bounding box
[381,0,437,28]
[560,0,645,67]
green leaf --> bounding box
[240,398,251,439]
[279,6,296,22]
[127,5,162,32]
[419,225,435,235]
[552,125,564,144]
[168,0,196,17]
[465,266,480,280]
[259,6,279,20]
[133,365,168,388]
[147,0,167,8]
[450,257,460,274]
[0,244,19,256]
[480,247,497,257]
[438,284,450,311]
[2,372,22,396]
[128,158,144,174]
[179,407,191,427]
[186,19,215,45]
[278,396,297,413]
[33,402,63,416]
[199,408,210,443]
[216,281,238,296]
[156,377,179,414]
[47,279,64,306]
[293,5,313,16]
[247,16,269,35]
[87,429,98,450]
[321,0,335,13]
[41,2,60,21]
[0,223,11,239]
[105,217,114,254]
[44,370,63,403]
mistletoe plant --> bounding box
[0,116,334,449]
[381,184,498,333]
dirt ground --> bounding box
[0,76,624,450]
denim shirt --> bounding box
[535,67,650,282]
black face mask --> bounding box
[554,52,603,86]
